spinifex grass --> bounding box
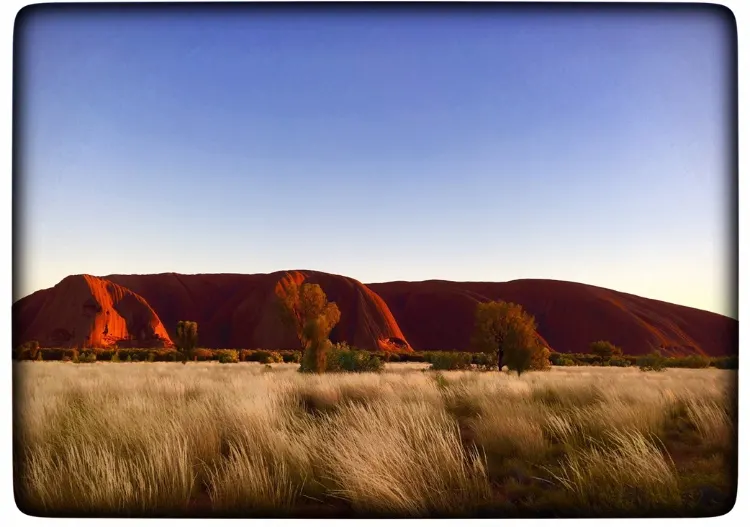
[14,362,736,517]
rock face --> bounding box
[367,279,738,357]
[13,272,738,357]
[12,275,172,348]
[102,270,411,351]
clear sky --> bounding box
[16,5,735,316]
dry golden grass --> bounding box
[14,362,737,517]
[549,429,682,513]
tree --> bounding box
[175,321,198,363]
[276,281,341,373]
[590,340,622,361]
[470,301,547,376]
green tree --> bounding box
[175,321,198,363]
[277,281,341,373]
[471,301,546,375]
[590,340,623,361]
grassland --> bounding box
[14,362,737,518]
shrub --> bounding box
[125,355,132,363]
[474,352,498,371]
[549,352,563,366]
[530,346,551,371]
[711,356,738,370]
[16,341,40,360]
[35,351,43,362]
[561,358,575,366]
[47,348,73,361]
[607,358,630,367]
[217,349,239,364]
[266,351,283,364]
[425,352,473,371]
[675,354,711,369]
[111,353,121,363]
[249,350,284,364]
[195,348,214,361]
[282,351,302,363]
[331,349,384,373]
[637,351,666,372]
[80,352,96,363]
[590,340,623,361]
[399,352,425,363]
[147,352,156,363]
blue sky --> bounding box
[16,6,735,316]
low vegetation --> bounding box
[638,350,668,372]
[13,344,736,371]
[14,362,736,517]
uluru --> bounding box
[12,274,172,349]
[13,271,411,352]
[12,270,738,358]
[367,278,738,357]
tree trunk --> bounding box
[314,341,327,374]
[496,334,505,371]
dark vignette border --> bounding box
[11,1,739,520]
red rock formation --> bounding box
[367,279,738,357]
[13,272,737,357]
[12,275,172,348]
[102,270,411,351]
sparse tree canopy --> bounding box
[590,340,622,360]
[276,281,341,373]
[175,321,198,363]
[471,301,546,376]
